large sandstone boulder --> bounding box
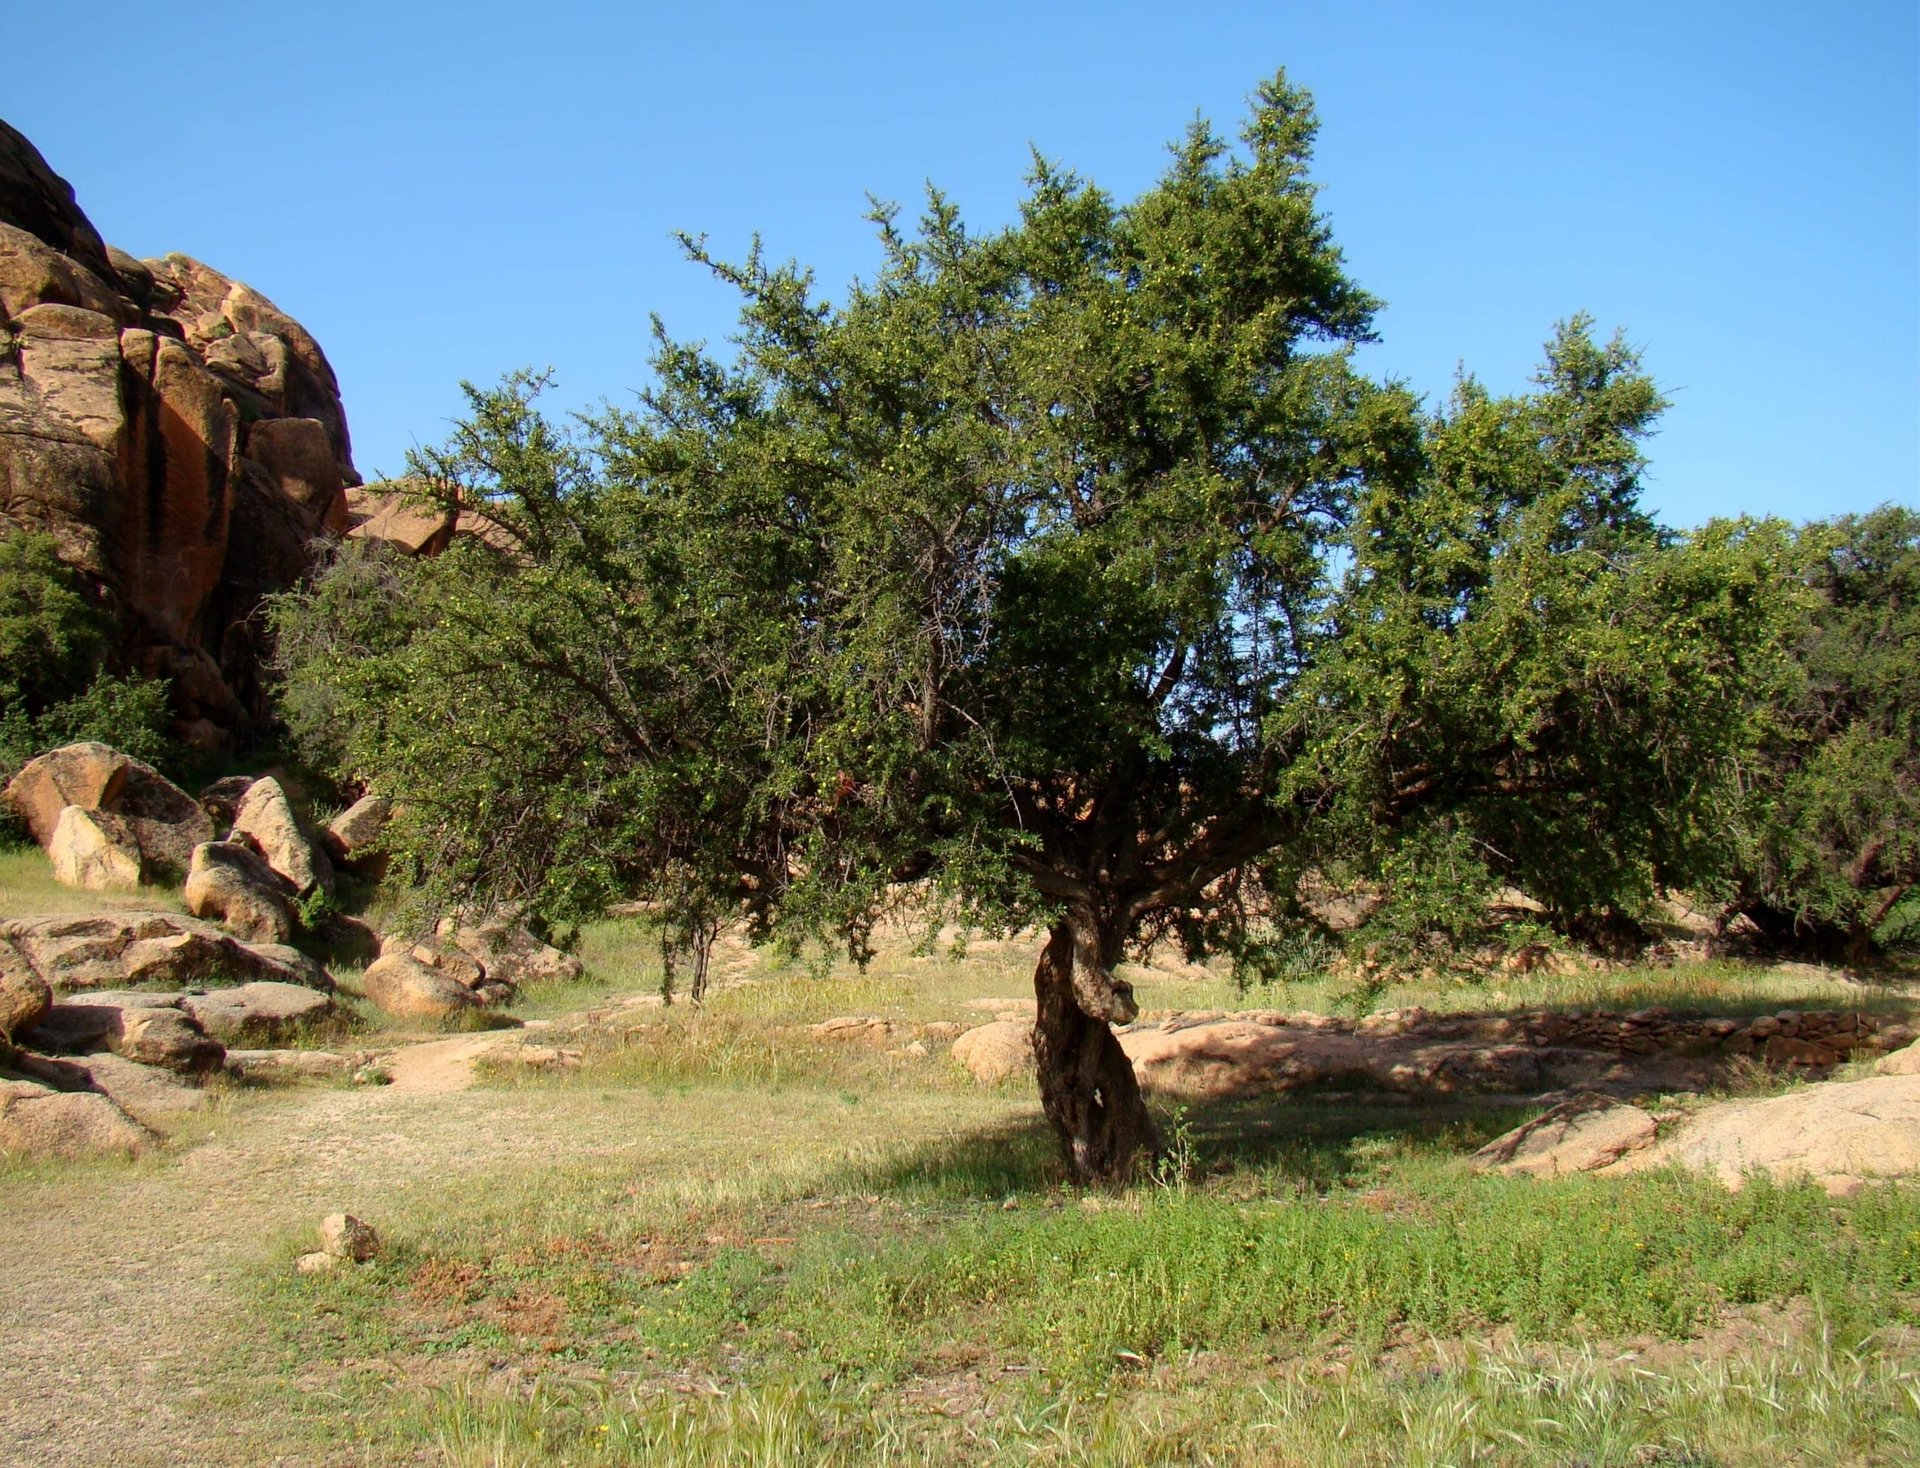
[321,793,390,870]
[1632,1074,1920,1196]
[229,777,333,897]
[4,743,212,878]
[0,1078,152,1161]
[47,806,142,891]
[0,911,334,993]
[357,950,481,1020]
[0,126,114,282]
[42,995,225,1075]
[951,1021,1034,1084]
[3,742,124,839]
[185,840,297,944]
[0,122,359,736]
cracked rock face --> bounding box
[0,121,359,736]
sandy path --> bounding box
[0,1022,611,1467]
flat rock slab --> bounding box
[1634,1073,1920,1196]
[71,1052,211,1125]
[178,982,335,1043]
[224,1048,356,1081]
[1471,1094,1659,1177]
[1118,1019,1544,1101]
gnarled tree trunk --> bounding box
[1031,917,1158,1184]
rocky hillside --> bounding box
[0,121,358,740]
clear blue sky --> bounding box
[9,1,1916,527]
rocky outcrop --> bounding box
[0,911,333,993]
[1475,1073,1920,1197]
[185,839,298,943]
[1470,1094,1660,1177]
[1111,1005,1910,1104]
[5,743,213,879]
[1636,1075,1920,1196]
[0,122,359,737]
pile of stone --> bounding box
[5,743,212,891]
[359,918,582,1020]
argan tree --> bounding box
[276,74,1768,1181]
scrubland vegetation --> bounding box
[2,64,1916,1467]
[238,933,1919,1466]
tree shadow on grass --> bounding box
[835,1087,1536,1204]
[1172,1088,1532,1186]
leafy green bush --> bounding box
[0,532,175,779]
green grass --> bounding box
[259,1100,1920,1465]
[1136,953,1917,1024]
[0,843,188,918]
[408,1324,1920,1466]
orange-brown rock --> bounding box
[0,121,360,734]
[343,482,457,555]
[3,741,128,844]
[3,742,212,878]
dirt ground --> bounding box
[0,1007,740,1466]
[0,1004,1025,1467]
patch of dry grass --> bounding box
[0,844,187,919]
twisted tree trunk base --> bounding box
[1031,922,1158,1185]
